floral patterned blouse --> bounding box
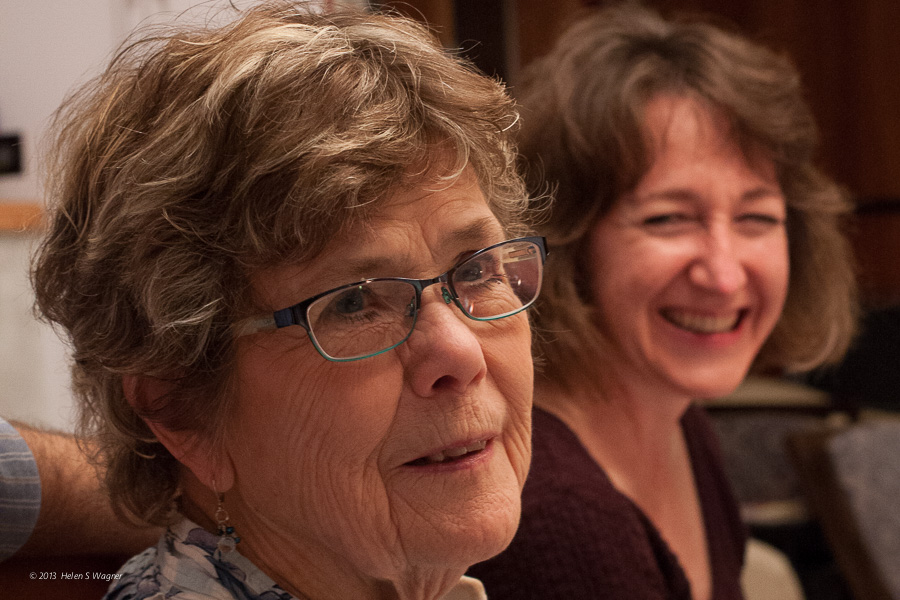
[105,518,487,600]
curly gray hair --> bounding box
[32,2,529,524]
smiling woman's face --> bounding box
[220,167,533,598]
[585,94,789,402]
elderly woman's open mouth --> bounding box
[404,438,493,468]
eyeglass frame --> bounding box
[233,236,547,362]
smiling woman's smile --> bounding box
[660,308,746,335]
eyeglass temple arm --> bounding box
[233,307,299,337]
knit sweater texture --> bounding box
[469,404,746,599]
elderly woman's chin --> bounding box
[314,431,530,583]
[385,460,526,572]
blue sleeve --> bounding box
[0,418,41,561]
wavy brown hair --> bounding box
[32,2,529,524]
[518,3,857,394]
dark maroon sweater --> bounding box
[469,404,746,599]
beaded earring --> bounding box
[213,489,241,557]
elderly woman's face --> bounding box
[222,168,532,594]
[585,94,789,400]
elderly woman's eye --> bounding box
[457,253,506,285]
[332,287,369,315]
[456,261,488,283]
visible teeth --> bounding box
[663,310,740,334]
[468,440,488,452]
[444,446,469,458]
[422,440,488,464]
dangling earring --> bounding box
[213,486,241,557]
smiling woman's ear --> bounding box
[122,374,235,492]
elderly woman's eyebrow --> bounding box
[443,217,506,251]
[324,217,506,280]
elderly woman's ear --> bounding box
[122,374,235,493]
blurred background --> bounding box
[5,0,899,427]
[1,1,899,598]
[0,0,278,429]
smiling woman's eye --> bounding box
[640,213,698,233]
[736,213,784,225]
[735,212,786,235]
[643,214,688,226]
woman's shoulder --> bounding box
[104,519,296,600]
[103,545,165,600]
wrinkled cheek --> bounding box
[486,405,532,490]
[487,325,534,488]
[230,411,387,528]
[281,464,400,574]
[317,481,400,571]
[512,364,536,484]
[503,406,532,488]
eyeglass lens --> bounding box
[305,239,543,360]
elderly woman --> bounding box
[469,5,856,600]
[32,4,546,599]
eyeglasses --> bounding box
[234,236,547,361]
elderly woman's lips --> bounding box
[405,439,490,467]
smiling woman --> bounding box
[468,4,857,600]
[30,3,543,600]
[584,94,791,401]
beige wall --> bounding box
[0,231,73,430]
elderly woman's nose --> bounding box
[402,289,488,396]
[687,226,748,294]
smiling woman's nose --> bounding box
[688,230,748,294]
[401,293,488,397]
